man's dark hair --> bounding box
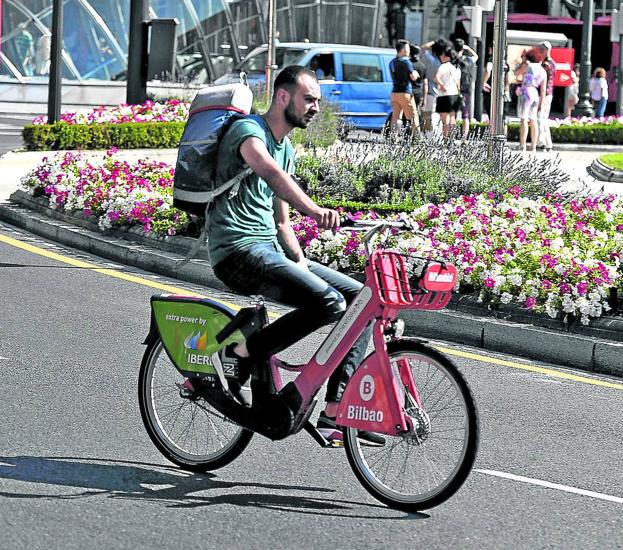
[395,39,409,54]
[431,38,451,58]
[453,38,465,53]
[410,43,421,60]
[273,65,317,94]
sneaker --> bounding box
[316,412,386,447]
[220,344,252,407]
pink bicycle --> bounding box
[139,219,478,511]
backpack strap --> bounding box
[176,166,253,268]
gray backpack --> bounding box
[173,83,253,264]
[173,83,253,217]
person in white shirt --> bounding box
[514,50,547,152]
[589,67,609,117]
[434,46,462,138]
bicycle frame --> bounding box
[147,220,457,440]
[269,221,458,438]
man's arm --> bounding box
[539,79,547,110]
[421,41,434,50]
[274,197,307,267]
[239,136,339,230]
[463,45,478,62]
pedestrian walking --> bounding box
[388,39,420,137]
[453,38,478,140]
[434,45,462,138]
[482,46,494,121]
[566,63,580,118]
[515,51,547,152]
[409,44,428,125]
[420,39,446,133]
[589,67,609,117]
[537,40,556,152]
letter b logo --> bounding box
[359,375,375,402]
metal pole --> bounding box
[265,0,277,102]
[47,0,63,124]
[617,3,623,116]
[618,41,623,115]
[490,0,507,136]
[474,8,488,121]
[572,0,595,117]
[490,0,507,174]
[127,0,149,105]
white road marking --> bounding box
[475,469,623,504]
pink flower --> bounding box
[576,281,589,296]
[524,297,536,309]
[484,277,496,288]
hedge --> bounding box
[23,118,623,151]
[470,121,623,145]
[22,121,185,151]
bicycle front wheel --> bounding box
[343,340,478,511]
[138,338,253,472]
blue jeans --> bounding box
[213,242,372,402]
[594,98,607,117]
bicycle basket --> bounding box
[371,251,457,310]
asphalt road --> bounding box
[0,221,621,550]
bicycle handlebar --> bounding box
[339,216,415,257]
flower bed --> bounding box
[19,151,623,323]
[293,191,623,325]
[31,100,190,126]
[21,150,189,235]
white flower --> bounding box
[500,292,513,304]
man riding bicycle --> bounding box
[209,65,383,445]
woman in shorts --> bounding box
[434,46,462,138]
[515,51,547,152]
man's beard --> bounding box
[285,99,314,129]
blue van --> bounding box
[214,42,396,131]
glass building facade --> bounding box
[1,0,384,84]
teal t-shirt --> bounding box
[208,115,295,266]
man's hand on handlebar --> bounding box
[313,207,341,231]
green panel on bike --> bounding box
[151,297,242,376]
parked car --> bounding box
[214,42,396,131]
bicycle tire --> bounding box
[343,340,478,511]
[138,338,253,472]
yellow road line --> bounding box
[2,231,623,390]
[0,233,242,310]
[436,346,623,391]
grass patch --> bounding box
[599,153,623,170]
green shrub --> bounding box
[466,121,623,144]
[295,130,569,205]
[23,121,185,151]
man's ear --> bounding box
[275,88,290,108]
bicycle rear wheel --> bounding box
[343,340,478,511]
[138,338,253,472]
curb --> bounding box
[1,197,622,380]
[587,158,623,182]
